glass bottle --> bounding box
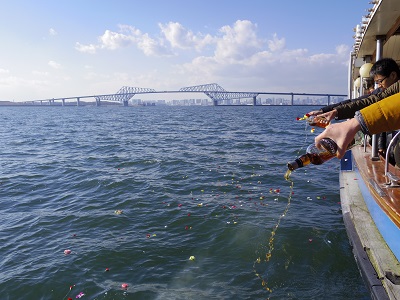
[307,115,329,128]
[287,138,356,171]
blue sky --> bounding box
[0,0,368,101]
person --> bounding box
[314,92,400,159]
[307,58,400,122]
[308,58,400,156]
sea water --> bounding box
[0,105,369,300]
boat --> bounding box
[340,0,400,299]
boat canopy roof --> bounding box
[352,0,400,79]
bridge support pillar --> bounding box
[252,96,257,106]
[96,98,101,107]
[62,99,65,106]
[291,93,294,105]
[213,99,218,106]
[76,97,80,106]
[123,100,129,107]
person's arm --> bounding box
[335,81,400,120]
[356,91,400,135]
[306,88,383,117]
[315,91,400,158]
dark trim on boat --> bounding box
[342,211,390,300]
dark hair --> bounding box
[369,57,400,77]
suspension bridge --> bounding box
[25,83,347,106]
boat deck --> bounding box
[340,145,400,299]
[352,146,400,227]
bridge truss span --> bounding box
[96,86,157,105]
[25,83,347,106]
[179,83,259,104]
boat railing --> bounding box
[384,131,400,187]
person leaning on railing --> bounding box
[314,92,400,160]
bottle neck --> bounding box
[287,157,304,170]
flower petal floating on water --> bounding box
[121,283,128,289]
[114,210,123,215]
[189,256,195,261]
[75,292,85,298]
[64,249,72,255]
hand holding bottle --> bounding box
[316,109,338,123]
[306,109,323,116]
[307,115,330,128]
[315,118,361,159]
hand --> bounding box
[318,109,338,123]
[306,110,322,116]
[315,118,361,159]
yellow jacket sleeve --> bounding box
[360,92,400,135]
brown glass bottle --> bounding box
[287,138,349,171]
[307,115,329,128]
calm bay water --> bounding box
[0,105,369,300]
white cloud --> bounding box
[32,70,49,76]
[75,42,97,54]
[159,22,215,51]
[268,33,285,52]
[99,29,136,50]
[0,68,9,74]
[76,24,172,57]
[49,28,57,36]
[48,60,62,69]
[71,19,350,95]
[175,20,349,93]
[336,44,349,56]
[214,20,262,62]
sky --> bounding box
[0,0,370,102]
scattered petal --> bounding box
[189,256,196,261]
[64,249,71,255]
[121,283,128,289]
